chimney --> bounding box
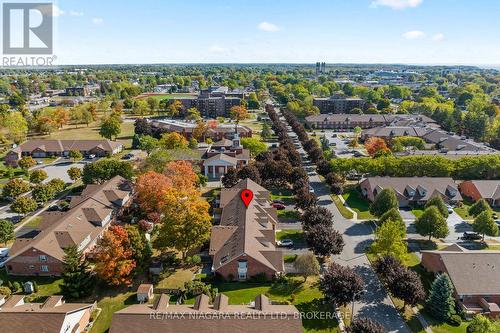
[153,294,169,311]
[213,294,228,311]
[254,294,270,311]
[193,294,210,311]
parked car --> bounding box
[0,248,9,258]
[88,154,96,159]
[493,212,498,219]
[272,199,286,205]
[279,239,294,248]
[331,133,337,138]
[36,160,43,165]
[122,153,134,160]
[447,206,454,214]
[329,142,337,146]
[47,205,60,212]
[0,257,8,268]
[462,231,482,241]
[272,203,286,210]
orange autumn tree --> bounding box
[154,188,212,259]
[230,105,248,121]
[163,160,198,190]
[93,225,136,286]
[365,137,390,157]
[135,171,173,213]
[160,132,188,149]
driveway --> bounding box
[39,161,86,183]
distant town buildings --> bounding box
[305,113,436,130]
[313,94,365,114]
[315,62,326,75]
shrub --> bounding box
[0,286,12,297]
[12,281,21,292]
[448,314,462,326]
[191,255,201,265]
[249,272,268,283]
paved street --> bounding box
[280,110,410,333]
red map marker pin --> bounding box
[240,189,253,208]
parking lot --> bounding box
[311,130,368,158]
[38,161,86,183]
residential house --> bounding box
[109,293,302,333]
[209,179,284,281]
[421,245,500,318]
[0,295,96,333]
[459,180,500,207]
[5,176,132,276]
[148,119,252,141]
[5,139,123,167]
[359,176,462,207]
[202,132,250,179]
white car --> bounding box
[279,239,294,247]
[88,154,96,159]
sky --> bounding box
[29,0,500,65]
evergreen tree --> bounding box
[61,245,94,299]
[427,273,455,321]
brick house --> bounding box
[5,176,132,276]
[459,180,500,207]
[209,179,284,281]
[421,244,500,318]
[0,295,96,332]
[359,176,462,207]
[4,139,123,167]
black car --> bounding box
[272,199,286,205]
[122,153,134,160]
[462,231,482,241]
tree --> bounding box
[82,158,134,184]
[17,156,36,170]
[369,188,398,217]
[11,196,37,215]
[468,199,492,217]
[47,178,65,193]
[261,123,272,139]
[295,187,318,210]
[67,167,82,182]
[0,219,14,245]
[138,135,159,155]
[125,225,152,270]
[99,116,121,140]
[467,315,494,333]
[365,137,390,157]
[237,165,261,184]
[2,178,30,199]
[163,160,198,190]
[186,107,201,121]
[222,168,239,188]
[133,99,150,116]
[390,267,425,309]
[374,255,402,283]
[241,137,267,157]
[415,206,449,241]
[61,245,94,299]
[378,207,403,226]
[473,210,499,240]
[348,317,385,333]
[68,150,83,161]
[425,195,449,218]
[154,189,212,259]
[427,273,456,322]
[305,224,344,257]
[32,183,56,203]
[146,96,160,114]
[230,105,248,121]
[371,219,407,260]
[293,253,320,282]
[29,169,48,184]
[160,132,188,149]
[300,206,334,232]
[93,225,136,286]
[188,137,198,149]
[135,171,173,213]
[320,262,364,307]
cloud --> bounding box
[92,18,104,25]
[371,0,423,10]
[257,22,280,32]
[70,10,84,17]
[402,30,425,39]
[209,44,228,54]
[432,33,445,41]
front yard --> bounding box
[341,188,374,219]
[276,229,306,247]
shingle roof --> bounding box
[7,176,131,264]
[463,180,500,200]
[422,247,500,296]
[210,179,283,274]
[12,139,122,154]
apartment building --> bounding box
[313,93,365,114]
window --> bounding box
[29,265,35,270]
[39,255,47,262]
[40,265,49,272]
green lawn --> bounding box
[135,93,197,101]
[454,200,500,220]
[0,270,62,299]
[277,209,300,220]
[276,230,306,246]
[341,188,374,219]
[23,216,42,228]
[284,254,297,263]
[156,268,196,289]
[270,188,295,205]
[411,209,424,218]
[90,291,136,333]
[332,195,354,219]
